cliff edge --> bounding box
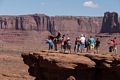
[22,52,120,80]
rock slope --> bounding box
[22,52,120,80]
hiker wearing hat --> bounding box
[80,34,86,53]
[67,37,72,53]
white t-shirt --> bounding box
[80,36,85,43]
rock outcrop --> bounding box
[101,12,120,33]
[22,52,120,80]
[0,12,119,35]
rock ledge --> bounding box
[22,52,120,80]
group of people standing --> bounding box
[46,32,72,53]
[46,31,117,54]
[46,32,100,54]
[74,34,100,53]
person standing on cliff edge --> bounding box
[80,34,86,53]
[46,36,54,51]
[108,37,117,54]
[88,36,95,53]
[95,38,100,54]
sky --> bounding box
[0,0,120,16]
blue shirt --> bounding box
[47,39,53,46]
[89,38,95,45]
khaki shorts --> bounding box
[90,44,94,49]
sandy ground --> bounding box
[0,49,35,80]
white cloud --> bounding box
[33,2,48,6]
[83,1,99,8]
[40,2,48,5]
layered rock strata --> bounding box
[0,12,119,34]
[22,52,120,80]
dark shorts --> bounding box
[67,45,71,49]
[49,45,53,49]
[63,45,67,49]
[95,45,100,49]
[109,46,113,52]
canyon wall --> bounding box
[0,12,119,34]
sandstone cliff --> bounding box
[22,52,120,80]
[101,12,120,33]
[0,12,119,34]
